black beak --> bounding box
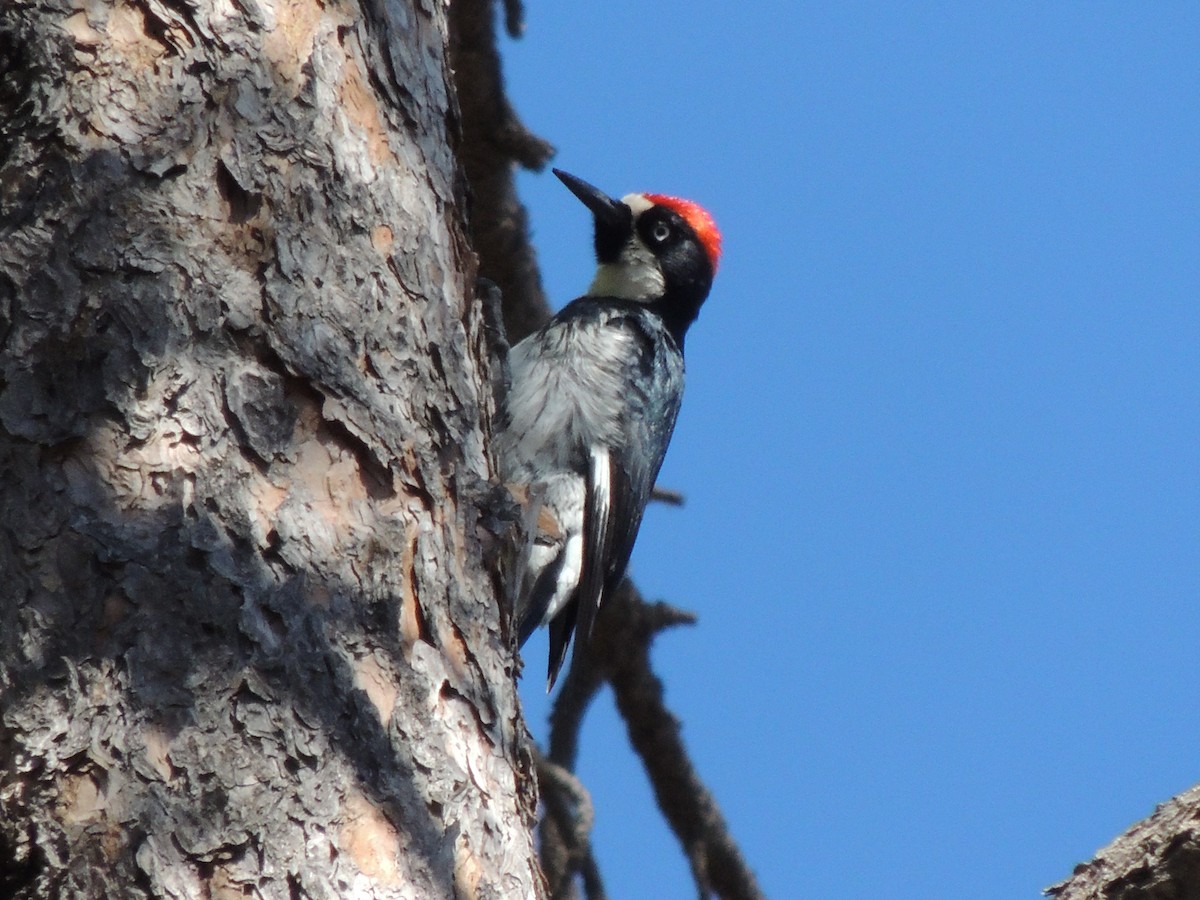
[553,168,632,263]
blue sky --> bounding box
[503,4,1200,898]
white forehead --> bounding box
[621,193,653,215]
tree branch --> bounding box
[536,750,606,900]
[650,485,687,507]
[1047,786,1200,900]
[591,585,765,900]
[448,0,554,345]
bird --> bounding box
[495,168,721,690]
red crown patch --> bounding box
[644,194,723,273]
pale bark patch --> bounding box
[437,623,471,682]
[206,864,252,900]
[339,51,398,168]
[453,840,484,900]
[70,417,204,515]
[261,0,328,86]
[55,768,129,864]
[63,10,104,47]
[352,653,399,727]
[340,791,404,887]
[373,224,395,255]
[399,524,424,645]
[103,0,169,68]
[142,727,176,783]
[57,771,107,826]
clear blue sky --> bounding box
[504,5,1200,898]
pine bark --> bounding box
[0,0,541,897]
[1048,787,1200,900]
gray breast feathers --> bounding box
[497,306,684,482]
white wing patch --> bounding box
[588,444,612,576]
[574,444,614,644]
[528,472,586,626]
[547,530,583,623]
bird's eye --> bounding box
[651,221,671,243]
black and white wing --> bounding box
[501,298,685,690]
[573,310,685,647]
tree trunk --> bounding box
[0,0,541,896]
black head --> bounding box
[553,168,722,341]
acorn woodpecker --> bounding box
[497,168,721,690]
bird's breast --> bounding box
[498,305,683,478]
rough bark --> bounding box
[1047,787,1200,900]
[0,0,541,897]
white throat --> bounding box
[587,193,664,301]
